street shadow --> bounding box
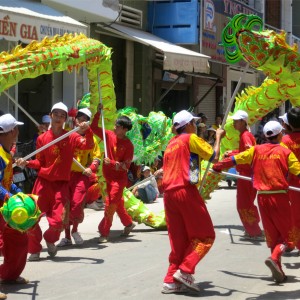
[173,281,243,298]
[52,234,142,254]
[133,228,167,233]
[284,262,300,270]
[214,225,265,246]
[44,256,104,264]
[218,186,237,190]
[245,289,300,300]
[283,250,299,258]
[0,280,39,300]
[220,270,300,284]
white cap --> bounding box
[263,121,283,137]
[0,114,24,133]
[279,113,289,125]
[173,110,200,129]
[77,108,92,119]
[231,110,248,122]
[142,166,151,172]
[51,102,68,114]
[42,115,51,123]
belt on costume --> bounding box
[257,190,287,194]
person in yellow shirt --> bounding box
[58,108,101,246]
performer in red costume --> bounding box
[91,104,135,243]
[16,102,94,261]
[57,108,101,247]
[161,110,225,294]
[0,114,27,300]
[213,121,300,284]
[224,110,263,240]
[281,107,300,254]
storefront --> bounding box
[0,0,87,140]
[96,22,210,116]
[202,0,263,118]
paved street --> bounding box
[1,182,300,300]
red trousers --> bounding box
[69,172,90,224]
[98,180,132,237]
[257,193,293,250]
[0,216,28,280]
[163,185,215,283]
[236,177,261,236]
[28,177,70,254]
[288,177,300,249]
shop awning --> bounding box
[42,0,119,24]
[100,23,210,74]
[0,0,87,44]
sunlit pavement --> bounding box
[1,181,299,299]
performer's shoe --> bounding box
[72,232,84,245]
[86,201,103,211]
[173,270,200,292]
[28,253,40,261]
[265,257,285,283]
[98,236,108,243]
[243,231,265,241]
[121,223,136,236]
[161,282,188,294]
[57,238,72,247]
[0,276,29,284]
[46,242,57,258]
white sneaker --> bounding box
[161,282,188,294]
[46,242,57,258]
[72,232,84,245]
[86,201,103,211]
[173,270,200,292]
[98,236,108,243]
[57,238,72,247]
[121,222,136,236]
[28,252,40,261]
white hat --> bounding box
[263,121,283,137]
[42,115,51,123]
[231,110,248,122]
[142,166,151,172]
[173,110,200,129]
[51,102,68,114]
[279,113,289,125]
[0,114,24,133]
[77,108,92,119]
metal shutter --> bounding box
[194,84,216,126]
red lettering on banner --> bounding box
[20,24,38,40]
[0,15,17,37]
[223,0,257,16]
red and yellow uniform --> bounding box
[162,133,216,283]
[26,128,94,254]
[0,145,28,281]
[69,136,101,224]
[281,132,300,249]
[218,143,300,250]
[232,130,262,237]
[91,112,134,237]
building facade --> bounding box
[1,0,299,141]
